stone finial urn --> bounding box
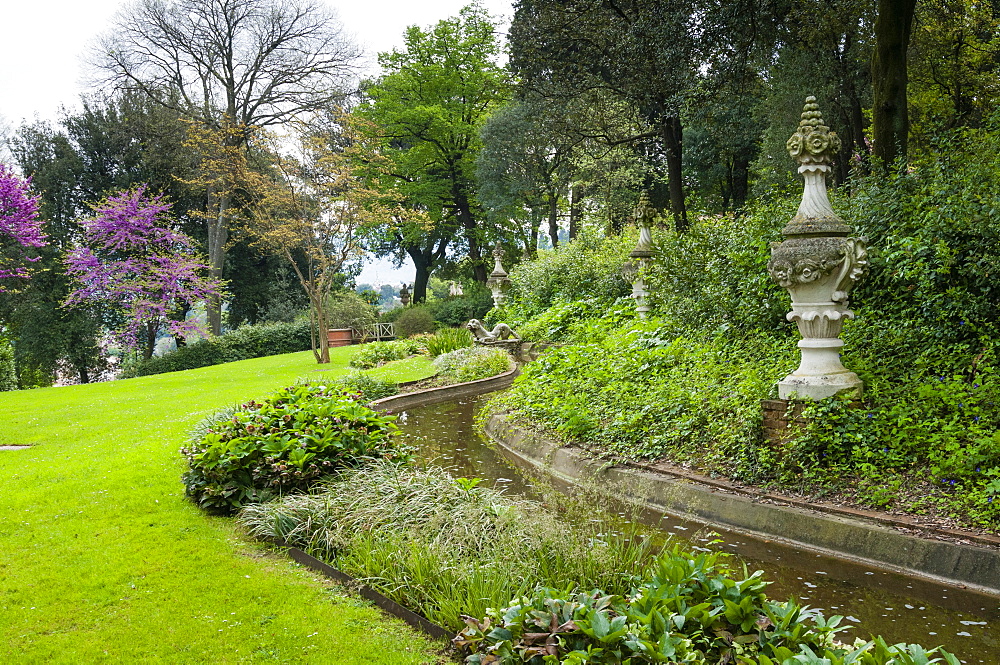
[486,245,512,308]
[768,97,868,400]
[399,283,411,307]
[623,192,656,318]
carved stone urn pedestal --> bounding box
[486,246,512,309]
[767,96,868,401]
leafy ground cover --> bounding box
[0,347,443,663]
[183,383,409,513]
[487,127,1000,534]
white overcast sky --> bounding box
[0,0,514,285]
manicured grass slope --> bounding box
[0,348,441,664]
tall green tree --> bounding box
[510,0,702,230]
[908,0,1000,149]
[358,3,509,299]
[751,0,873,191]
[477,94,578,253]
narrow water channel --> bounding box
[398,396,1000,664]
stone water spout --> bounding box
[767,97,868,400]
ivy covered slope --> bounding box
[488,125,1000,534]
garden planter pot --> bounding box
[327,328,354,347]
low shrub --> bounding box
[123,320,312,377]
[331,372,398,401]
[433,346,511,383]
[456,546,959,665]
[430,288,495,327]
[349,339,424,369]
[490,231,633,329]
[327,291,378,330]
[424,327,473,357]
[394,306,437,338]
[181,383,406,513]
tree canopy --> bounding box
[357,3,509,300]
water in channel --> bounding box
[397,396,1000,664]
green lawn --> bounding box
[0,348,442,664]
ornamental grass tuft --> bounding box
[238,461,659,631]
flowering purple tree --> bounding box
[65,186,221,359]
[0,164,47,285]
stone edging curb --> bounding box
[286,546,453,641]
[371,360,519,413]
[482,413,1000,598]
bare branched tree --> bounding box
[90,0,362,334]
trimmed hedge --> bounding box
[122,320,312,378]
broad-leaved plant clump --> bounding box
[456,545,959,665]
[182,383,405,513]
[433,346,511,383]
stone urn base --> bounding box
[777,339,863,400]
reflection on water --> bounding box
[399,397,1000,664]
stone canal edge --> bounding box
[481,412,1000,599]
[367,360,1000,598]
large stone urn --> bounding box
[767,97,868,400]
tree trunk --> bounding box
[169,301,189,348]
[455,192,488,283]
[526,211,539,258]
[307,300,320,363]
[732,154,749,208]
[407,247,433,303]
[661,115,688,231]
[206,186,230,336]
[872,0,917,169]
[143,321,157,361]
[412,264,431,303]
[313,289,330,364]
[547,194,559,249]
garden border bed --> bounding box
[259,360,521,645]
[482,412,1000,598]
